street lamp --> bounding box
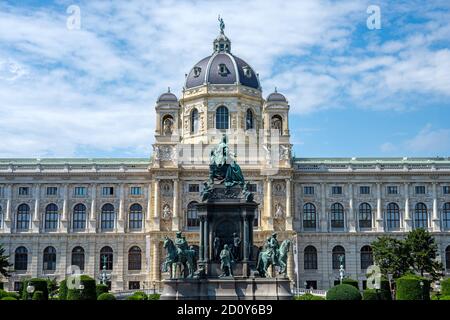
[26,284,35,300]
[419,281,424,300]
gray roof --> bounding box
[185,53,260,90]
[157,92,178,103]
[267,92,287,102]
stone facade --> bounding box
[0,31,449,292]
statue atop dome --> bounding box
[218,15,225,34]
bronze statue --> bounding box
[257,233,291,277]
[162,232,197,278]
[213,236,221,261]
[219,244,234,277]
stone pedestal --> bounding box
[161,278,292,300]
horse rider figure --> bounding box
[266,232,280,266]
[219,244,234,277]
[174,231,188,258]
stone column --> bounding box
[153,179,160,231]
[172,179,180,231]
[4,184,12,232]
[146,183,152,231]
[376,183,384,231]
[348,183,355,232]
[117,184,125,232]
[32,184,40,233]
[432,182,440,231]
[266,178,274,230]
[285,178,293,231]
[151,239,161,285]
[404,183,411,231]
[320,183,327,232]
[89,184,97,232]
[60,184,68,233]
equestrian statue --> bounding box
[162,232,197,279]
[256,233,291,277]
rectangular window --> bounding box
[74,187,87,196]
[415,186,426,194]
[188,184,200,193]
[247,184,257,193]
[18,187,29,196]
[102,187,114,196]
[128,281,140,290]
[331,186,342,195]
[444,186,450,195]
[130,187,142,195]
[360,186,370,195]
[46,187,58,196]
[304,186,314,195]
[387,186,398,195]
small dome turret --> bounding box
[157,87,178,103]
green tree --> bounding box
[404,228,443,280]
[0,244,12,278]
[371,236,410,278]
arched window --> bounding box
[129,204,143,230]
[386,202,400,230]
[443,203,450,230]
[304,246,318,270]
[359,203,372,229]
[246,109,254,130]
[414,203,428,229]
[44,203,58,231]
[128,246,142,271]
[73,204,86,231]
[71,246,85,271]
[360,245,373,269]
[446,245,450,270]
[303,203,316,230]
[216,106,229,129]
[43,246,56,271]
[14,246,28,271]
[271,115,283,135]
[332,245,345,269]
[191,108,199,134]
[101,204,115,231]
[330,203,345,230]
[16,204,30,231]
[187,201,199,228]
[100,246,113,270]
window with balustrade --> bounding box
[16,204,30,231]
[129,204,143,230]
[72,204,86,231]
[101,204,115,231]
[44,203,58,231]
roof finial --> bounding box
[218,15,225,34]
[168,86,171,93]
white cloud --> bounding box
[405,124,450,154]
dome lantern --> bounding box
[213,16,231,53]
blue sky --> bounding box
[0,0,449,158]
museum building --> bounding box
[0,28,450,292]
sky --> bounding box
[0,0,449,159]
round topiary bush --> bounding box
[67,289,81,300]
[97,293,116,300]
[342,278,359,289]
[21,278,48,300]
[32,291,45,301]
[126,294,145,300]
[326,284,362,301]
[396,275,430,300]
[1,296,17,301]
[64,275,96,300]
[132,291,148,300]
[6,292,20,300]
[441,278,450,296]
[96,284,109,298]
[362,289,378,300]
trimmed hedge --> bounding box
[32,291,45,301]
[342,278,359,289]
[21,278,48,300]
[396,275,430,300]
[326,284,362,301]
[1,296,17,301]
[294,293,325,300]
[133,291,148,300]
[126,294,145,300]
[97,293,116,300]
[96,284,109,298]
[59,279,67,300]
[65,275,96,300]
[440,295,450,300]
[0,290,9,299]
[148,294,161,300]
[441,278,450,296]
